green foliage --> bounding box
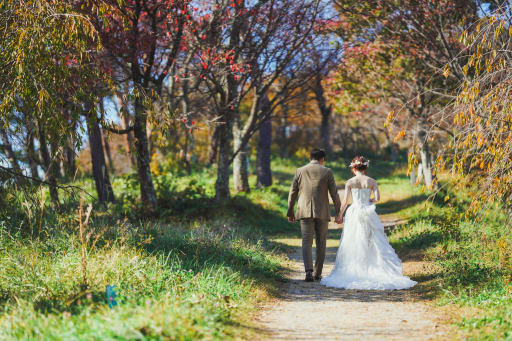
[0,159,297,340]
[388,179,512,340]
[0,220,283,339]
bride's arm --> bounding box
[335,184,351,223]
[371,181,381,203]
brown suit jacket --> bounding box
[287,160,341,221]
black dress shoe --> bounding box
[314,275,322,281]
[305,271,314,282]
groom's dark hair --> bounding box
[310,148,326,161]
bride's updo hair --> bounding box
[350,156,369,172]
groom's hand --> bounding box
[335,216,343,224]
[288,215,296,223]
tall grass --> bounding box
[387,178,512,340]
[0,162,290,340]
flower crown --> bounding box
[349,159,370,168]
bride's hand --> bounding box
[335,215,343,224]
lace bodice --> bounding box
[351,188,372,206]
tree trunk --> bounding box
[214,0,243,201]
[391,143,399,162]
[257,117,272,187]
[313,74,332,153]
[120,113,135,168]
[115,89,136,168]
[215,119,233,201]
[0,127,21,173]
[102,128,114,173]
[208,124,221,166]
[278,101,289,158]
[26,132,39,180]
[63,135,76,178]
[320,109,331,153]
[410,165,416,185]
[417,163,424,183]
[181,94,194,174]
[133,98,157,213]
[233,117,250,192]
[417,123,435,189]
[87,113,115,203]
[37,125,59,205]
[48,143,60,205]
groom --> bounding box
[287,149,341,282]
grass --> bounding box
[385,176,512,340]
[2,156,511,339]
[0,161,293,340]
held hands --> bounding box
[288,215,296,223]
[334,214,344,224]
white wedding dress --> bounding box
[321,188,417,290]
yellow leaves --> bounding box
[384,111,394,128]
[444,195,450,202]
[443,64,450,78]
[393,130,405,143]
[463,64,469,76]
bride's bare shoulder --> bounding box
[346,176,358,185]
[367,176,378,185]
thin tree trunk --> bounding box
[37,125,59,204]
[38,125,50,173]
[313,74,332,153]
[233,117,250,192]
[391,143,399,162]
[417,122,435,189]
[87,114,115,203]
[133,98,157,212]
[48,143,60,205]
[64,135,76,178]
[0,127,21,173]
[417,163,424,183]
[122,111,136,167]
[278,101,289,158]
[215,0,243,201]
[410,165,417,185]
[208,124,220,166]
[102,128,114,173]
[215,119,233,201]
[181,92,193,174]
[257,117,272,187]
[26,132,39,179]
[116,89,136,167]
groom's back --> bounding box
[288,161,339,220]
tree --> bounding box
[78,0,195,213]
[84,102,116,203]
[0,0,107,205]
[437,4,512,216]
[256,95,272,187]
[330,0,480,189]
[192,0,324,197]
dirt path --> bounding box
[256,218,449,340]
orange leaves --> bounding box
[384,110,394,128]
[393,129,405,143]
[443,64,450,78]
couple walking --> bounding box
[287,149,416,290]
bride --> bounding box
[320,156,417,290]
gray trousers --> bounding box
[300,218,329,276]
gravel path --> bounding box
[256,219,449,341]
